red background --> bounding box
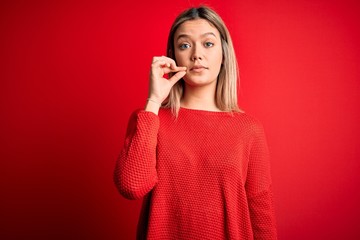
[1,0,359,239]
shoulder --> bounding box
[228,111,267,141]
[233,111,264,129]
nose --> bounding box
[191,44,203,61]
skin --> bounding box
[145,19,223,114]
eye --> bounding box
[179,43,190,50]
[205,42,214,48]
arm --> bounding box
[114,57,186,199]
[114,56,186,199]
[245,123,277,239]
[113,110,160,200]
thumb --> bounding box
[169,70,186,85]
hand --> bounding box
[148,56,187,104]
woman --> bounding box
[114,6,277,240]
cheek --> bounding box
[210,48,223,76]
[210,47,223,68]
[174,51,187,66]
[215,47,223,64]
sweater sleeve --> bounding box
[245,123,277,239]
[114,110,159,200]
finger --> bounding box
[152,56,167,63]
[168,61,178,70]
[152,56,172,64]
[169,70,186,84]
[168,66,187,72]
[169,62,187,71]
[152,57,184,71]
[152,60,169,69]
[160,58,183,70]
[163,62,171,68]
[162,66,185,75]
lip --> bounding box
[190,65,208,72]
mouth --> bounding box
[190,65,208,72]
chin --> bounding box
[183,75,216,87]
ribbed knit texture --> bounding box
[114,108,277,240]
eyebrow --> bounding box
[176,32,217,41]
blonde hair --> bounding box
[162,6,241,116]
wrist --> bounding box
[144,98,161,115]
[147,98,162,106]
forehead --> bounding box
[175,19,220,39]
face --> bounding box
[174,19,223,87]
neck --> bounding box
[181,82,220,111]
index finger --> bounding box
[169,66,187,72]
[169,61,186,70]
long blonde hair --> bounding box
[163,6,241,116]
